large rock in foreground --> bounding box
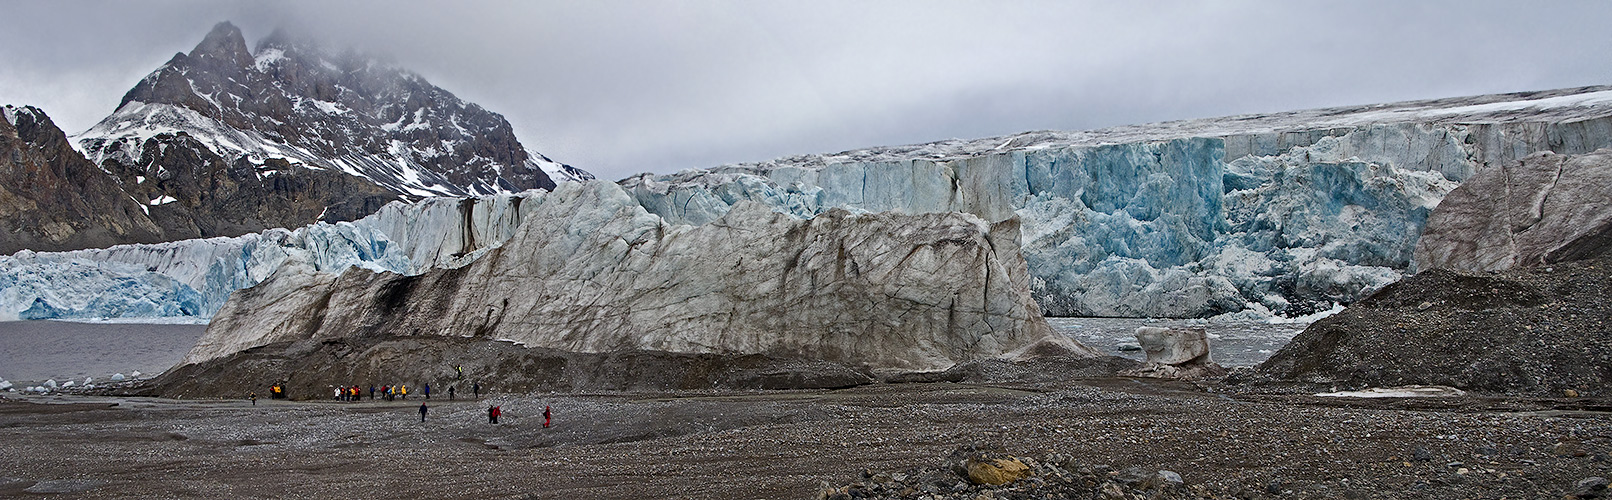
[190,181,1089,372]
[1415,148,1612,273]
[1257,257,1612,395]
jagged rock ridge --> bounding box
[74,21,562,199]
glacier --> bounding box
[621,87,1612,318]
[9,85,1612,321]
[0,191,545,321]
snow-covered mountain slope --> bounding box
[73,22,581,200]
[0,190,542,321]
[529,149,595,183]
[622,85,1612,319]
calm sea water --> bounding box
[0,320,207,385]
[1049,317,1306,367]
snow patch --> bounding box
[1316,385,1467,398]
[253,48,286,71]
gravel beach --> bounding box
[1,379,1606,499]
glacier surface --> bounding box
[11,85,1612,321]
[0,191,545,321]
[620,87,1612,318]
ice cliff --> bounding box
[0,191,540,321]
[622,86,1612,318]
[1415,148,1612,272]
[188,181,1084,370]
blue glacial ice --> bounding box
[620,115,1612,318]
[0,191,544,321]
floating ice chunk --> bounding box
[130,371,142,378]
[111,373,126,381]
[0,379,11,390]
[43,379,58,389]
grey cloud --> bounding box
[1,1,1609,181]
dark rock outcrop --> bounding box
[96,131,399,241]
[0,106,163,254]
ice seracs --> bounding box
[623,86,1612,319]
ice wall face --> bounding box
[619,129,1466,317]
[621,88,1612,318]
[190,181,1085,371]
[0,191,544,321]
[1415,148,1612,272]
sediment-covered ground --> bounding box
[1259,256,1612,396]
[1,380,1606,499]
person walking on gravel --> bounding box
[472,381,480,399]
[544,406,551,428]
[488,405,501,424]
[249,392,256,406]
[419,402,428,422]
[448,386,455,400]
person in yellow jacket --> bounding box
[400,385,408,400]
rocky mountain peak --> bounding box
[80,20,567,201]
[190,21,253,69]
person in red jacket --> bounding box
[543,406,551,428]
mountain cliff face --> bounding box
[0,105,164,254]
[623,86,1612,318]
[76,22,558,200]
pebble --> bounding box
[1574,477,1608,498]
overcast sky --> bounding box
[3,1,1611,181]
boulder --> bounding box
[963,457,1031,486]
[1134,326,1211,365]
[1415,148,1612,273]
[1124,326,1226,379]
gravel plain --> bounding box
[1,379,1607,499]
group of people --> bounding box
[274,382,481,402]
[483,404,552,428]
[263,378,552,428]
